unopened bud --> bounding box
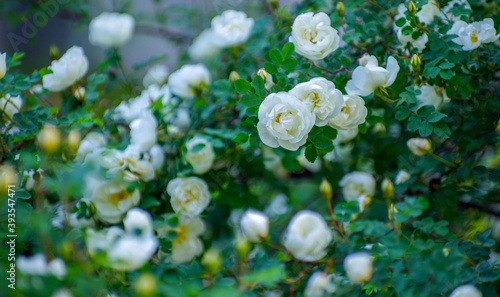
[407,1,417,17]
[320,179,333,199]
[336,2,345,17]
[134,273,156,297]
[235,235,250,260]
[442,247,450,257]
[0,164,17,195]
[381,178,394,199]
[67,129,81,155]
[202,248,223,274]
[37,125,62,155]
[257,68,269,82]
[411,54,421,72]
[73,86,86,101]
[388,203,398,221]
[88,201,97,216]
[229,71,241,83]
[49,45,60,60]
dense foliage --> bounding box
[1,0,500,296]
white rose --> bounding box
[328,95,367,130]
[145,144,165,171]
[304,272,337,297]
[416,84,449,110]
[165,107,191,130]
[85,176,140,223]
[18,254,66,279]
[0,52,6,79]
[143,64,169,87]
[283,210,332,261]
[130,112,157,153]
[289,12,340,61]
[395,170,411,184]
[115,84,171,123]
[168,64,211,98]
[339,171,376,201]
[185,137,215,175]
[344,252,373,284]
[289,77,344,126]
[257,92,315,151]
[0,94,22,119]
[297,147,322,172]
[188,29,222,61]
[358,194,372,212]
[42,46,89,92]
[345,55,399,96]
[449,285,482,297]
[167,177,211,215]
[448,19,499,51]
[89,12,135,48]
[335,127,358,143]
[407,138,431,156]
[76,132,107,162]
[416,0,440,24]
[211,10,254,47]
[265,193,289,217]
[169,214,205,263]
[240,209,269,243]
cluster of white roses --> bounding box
[189,10,254,60]
[448,18,499,51]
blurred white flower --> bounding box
[357,194,372,212]
[297,147,322,172]
[407,138,431,156]
[145,144,165,172]
[167,177,211,215]
[85,176,140,224]
[17,254,66,279]
[344,252,373,283]
[449,285,482,297]
[257,92,315,151]
[168,64,211,98]
[211,10,254,47]
[170,214,205,263]
[289,77,344,126]
[42,46,89,92]
[345,55,399,96]
[115,84,171,123]
[417,0,440,24]
[262,147,289,179]
[52,289,73,297]
[448,18,499,50]
[304,272,337,297]
[0,52,6,79]
[397,29,428,52]
[265,193,289,217]
[0,94,22,119]
[283,210,332,261]
[188,29,222,61]
[240,209,269,242]
[416,84,450,110]
[395,170,411,184]
[289,12,340,61]
[143,64,169,87]
[328,95,367,130]
[339,171,376,202]
[335,127,358,143]
[76,132,107,162]
[52,199,95,229]
[440,0,471,21]
[89,12,135,48]
[130,112,157,153]
[185,137,215,175]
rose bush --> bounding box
[1,0,500,296]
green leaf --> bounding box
[252,75,266,98]
[366,115,383,125]
[395,17,407,27]
[428,112,447,123]
[418,122,433,137]
[322,126,338,140]
[310,135,333,150]
[358,122,367,134]
[434,122,451,138]
[242,265,286,287]
[264,62,278,75]
[281,43,295,60]
[401,25,413,36]
[417,105,435,117]
[408,115,421,131]
[239,94,261,107]
[395,107,410,120]
[334,201,360,222]
[268,49,282,65]
[190,143,206,152]
[281,58,298,70]
[233,133,249,143]
[439,69,453,80]
[234,79,254,95]
[304,145,317,163]
[423,67,440,79]
[439,62,455,69]
[16,190,31,200]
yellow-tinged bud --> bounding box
[37,125,62,155]
[320,178,333,199]
[407,1,417,17]
[49,45,60,60]
[336,2,345,17]
[388,203,398,221]
[67,129,81,155]
[134,273,157,297]
[202,248,223,274]
[442,247,450,257]
[229,71,241,83]
[411,54,421,72]
[0,164,17,195]
[235,235,250,260]
[0,52,6,80]
[73,86,86,101]
[257,68,269,82]
[381,178,394,199]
